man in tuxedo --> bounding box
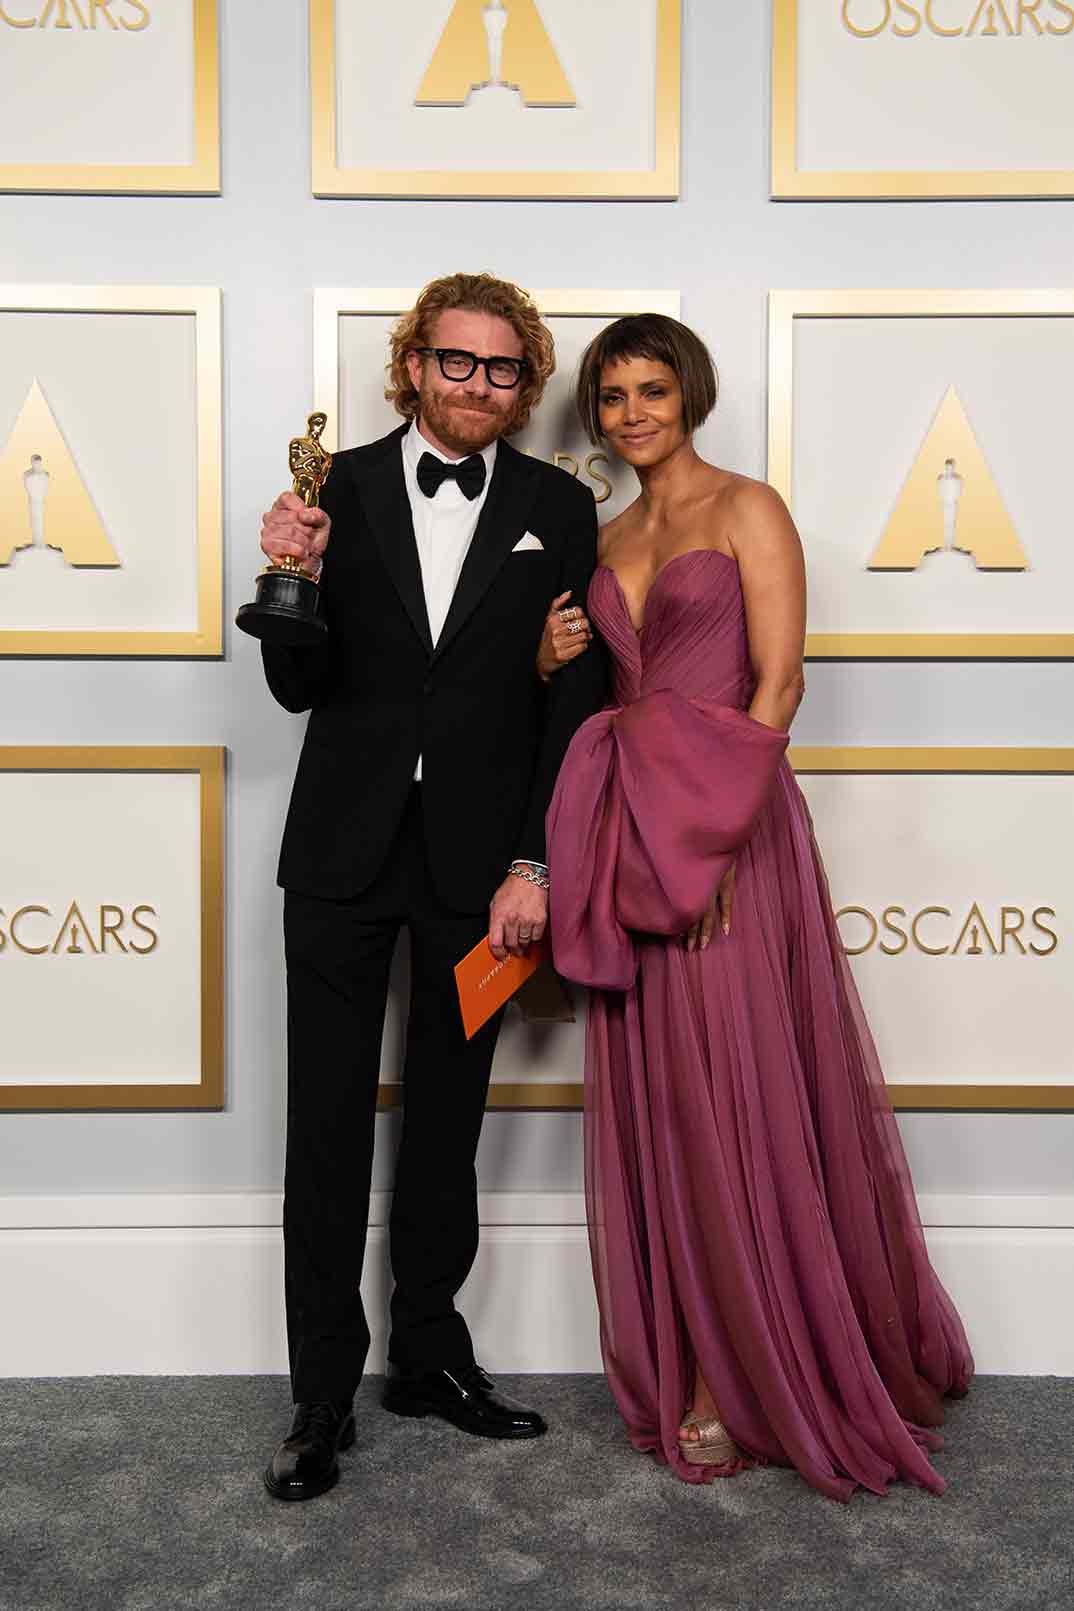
[259,273,605,1500]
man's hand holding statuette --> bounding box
[260,492,332,578]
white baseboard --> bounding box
[0,1193,1071,1378]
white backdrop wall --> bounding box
[1,0,1072,1373]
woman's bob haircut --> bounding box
[575,313,718,445]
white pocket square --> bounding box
[512,533,544,552]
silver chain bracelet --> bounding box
[509,864,550,892]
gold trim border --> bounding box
[768,289,1074,660]
[310,0,681,199]
[0,285,223,658]
[0,0,220,196]
[771,0,1074,201]
[314,287,683,452]
[383,746,1074,1114]
[0,746,225,1113]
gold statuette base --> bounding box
[235,562,326,647]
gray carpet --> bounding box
[0,1376,1070,1611]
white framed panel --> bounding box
[773,0,1074,199]
[794,747,1074,1110]
[0,0,219,195]
[768,290,1074,658]
[0,748,225,1111]
[0,286,222,656]
[310,0,680,198]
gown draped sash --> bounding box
[547,550,973,1500]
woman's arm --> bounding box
[730,482,807,734]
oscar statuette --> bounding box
[236,412,333,647]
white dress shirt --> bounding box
[403,420,498,781]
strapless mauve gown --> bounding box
[546,549,974,1501]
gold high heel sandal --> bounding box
[678,1412,738,1466]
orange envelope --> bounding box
[454,934,550,1041]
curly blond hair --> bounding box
[386,272,556,434]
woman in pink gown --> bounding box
[542,314,973,1502]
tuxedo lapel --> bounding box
[356,430,434,657]
[432,443,539,665]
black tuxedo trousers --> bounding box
[263,427,607,1402]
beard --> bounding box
[418,381,520,456]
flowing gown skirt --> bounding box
[548,554,974,1501]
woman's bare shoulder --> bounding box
[722,474,796,547]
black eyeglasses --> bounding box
[414,348,527,390]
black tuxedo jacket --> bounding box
[262,423,608,912]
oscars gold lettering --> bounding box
[0,903,161,955]
[842,0,1071,29]
[968,0,1015,32]
[893,2,924,34]
[550,450,615,505]
[911,906,952,955]
[585,452,613,505]
[878,905,910,953]
[926,0,964,31]
[119,0,149,29]
[0,0,149,25]
[51,900,100,954]
[834,902,1059,955]
[9,906,51,955]
[1030,907,1059,954]
[843,0,891,34]
[835,905,879,954]
[129,904,159,954]
[952,902,998,954]
[39,0,87,26]
[99,904,128,952]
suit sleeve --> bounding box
[259,466,345,715]
[516,487,609,866]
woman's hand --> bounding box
[684,865,736,951]
[537,591,592,682]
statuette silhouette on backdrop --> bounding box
[0,379,118,567]
[868,385,1028,571]
[416,0,574,107]
[236,412,333,647]
[22,455,49,548]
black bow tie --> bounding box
[416,451,487,502]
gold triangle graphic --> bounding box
[0,379,119,568]
[417,0,575,108]
[869,385,1027,572]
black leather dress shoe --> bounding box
[263,1401,355,1501]
[382,1363,547,1440]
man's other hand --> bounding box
[489,873,548,961]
